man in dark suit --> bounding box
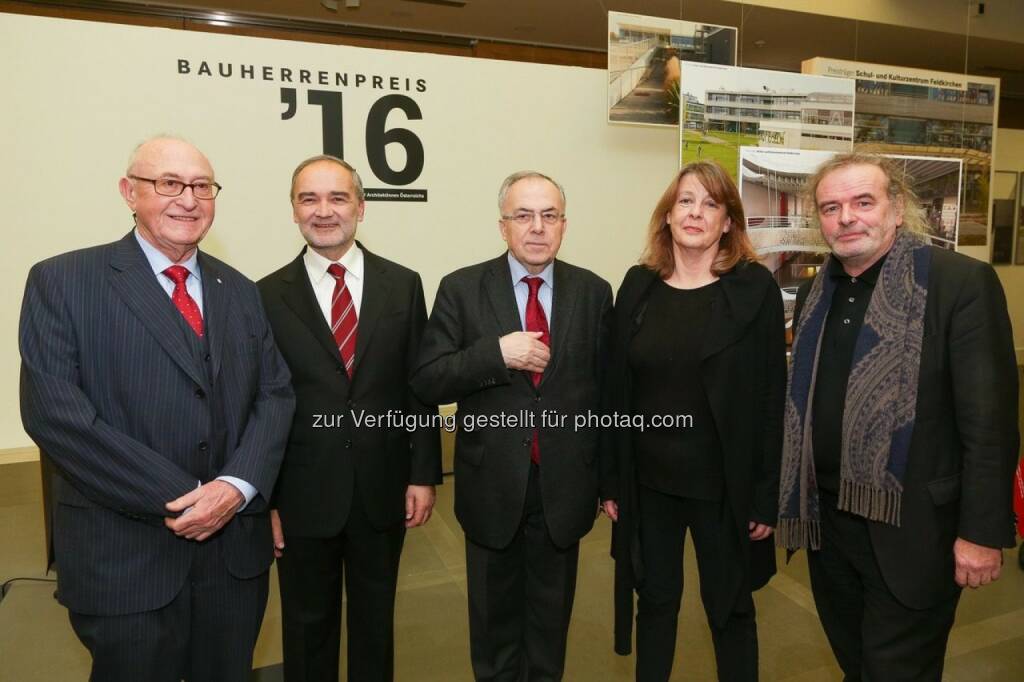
[778,152,1019,681]
[19,136,295,682]
[411,171,612,681]
[258,155,441,681]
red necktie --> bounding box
[163,265,204,337]
[327,263,358,378]
[523,276,550,464]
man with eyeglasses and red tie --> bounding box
[19,135,295,682]
[258,154,441,682]
[412,171,612,681]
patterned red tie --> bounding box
[523,276,550,464]
[327,263,358,378]
[162,265,204,337]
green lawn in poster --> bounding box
[680,129,758,180]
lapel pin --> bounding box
[216,278,223,284]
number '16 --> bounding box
[281,88,424,186]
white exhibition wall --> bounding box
[0,12,677,449]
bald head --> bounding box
[126,136,214,179]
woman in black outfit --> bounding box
[601,161,786,681]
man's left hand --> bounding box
[954,537,1003,588]
[748,521,774,541]
[164,480,244,541]
[405,485,436,528]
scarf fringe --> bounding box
[776,517,821,551]
[838,479,903,527]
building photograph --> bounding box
[607,11,735,126]
[680,63,854,179]
[804,57,999,247]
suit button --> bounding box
[195,388,206,399]
[344,439,353,449]
[336,366,344,374]
[198,441,208,451]
[534,396,541,403]
[521,438,531,447]
[204,353,211,362]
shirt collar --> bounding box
[134,229,200,280]
[829,252,887,286]
[303,243,364,285]
[507,252,554,289]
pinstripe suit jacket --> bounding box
[19,231,295,616]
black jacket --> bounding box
[602,261,786,653]
[793,245,1019,609]
[411,254,613,549]
[258,244,442,537]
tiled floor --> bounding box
[2,460,1023,681]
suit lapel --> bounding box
[483,256,524,335]
[484,256,533,390]
[352,244,394,377]
[542,260,580,386]
[278,249,344,365]
[108,233,206,388]
[197,253,228,383]
[700,265,763,361]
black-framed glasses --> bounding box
[129,175,222,199]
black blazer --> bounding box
[20,232,295,616]
[603,261,786,652]
[793,245,1019,609]
[258,244,442,537]
[410,255,613,550]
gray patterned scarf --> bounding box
[778,229,931,550]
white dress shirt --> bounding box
[303,244,365,325]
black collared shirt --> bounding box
[810,255,887,494]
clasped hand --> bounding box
[164,480,243,542]
[499,331,549,373]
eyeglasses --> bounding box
[500,210,564,226]
[130,175,222,199]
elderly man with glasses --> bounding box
[412,170,612,681]
[19,135,294,682]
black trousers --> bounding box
[69,537,269,682]
[465,463,580,682]
[277,487,406,682]
[807,494,960,682]
[635,485,758,682]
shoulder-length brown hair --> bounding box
[640,161,757,278]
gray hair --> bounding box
[497,171,566,214]
[290,154,365,202]
[805,152,926,235]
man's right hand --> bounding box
[271,509,285,558]
[499,331,550,373]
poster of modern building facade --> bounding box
[608,11,736,126]
[678,63,855,181]
[802,57,998,248]
[739,147,962,334]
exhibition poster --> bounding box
[678,63,855,180]
[608,11,736,126]
[803,57,999,248]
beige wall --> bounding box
[0,13,675,450]
[993,128,1024,359]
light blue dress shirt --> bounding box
[133,230,256,511]
[507,252,554,330]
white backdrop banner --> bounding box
[1,12,678,448]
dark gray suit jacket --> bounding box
[19,232,295,616]
[411,255,612,549]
